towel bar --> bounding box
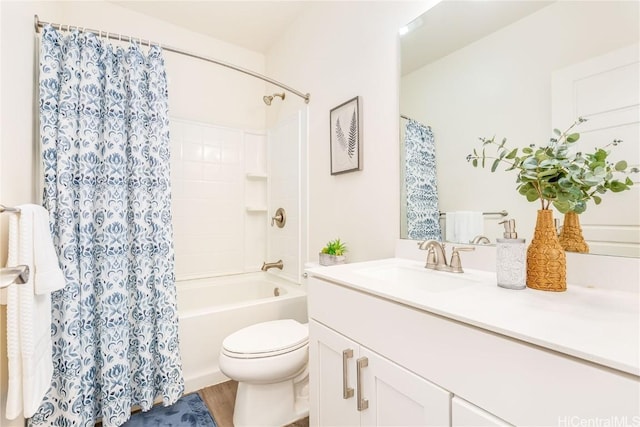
[439,210,508,217]
[0,265,30,289]
[0,204,21,214]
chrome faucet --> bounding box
[471,235,491,244]
[417,240,474,273]
[261,259,283,271]
[418,240,448,269]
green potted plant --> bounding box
[319,238,347,266]
[466,117,636,291]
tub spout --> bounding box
[261,260,283,271]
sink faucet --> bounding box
[261,259,283,271]
[418,240,448,269]
[417,240,474,273]
[471,235,491,244]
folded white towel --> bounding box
[6,212,23,420]
[5,204,60,419]
[454,211,484,244]
[444,211,484,243]
[32,205,65,295]
[445,212,457,242]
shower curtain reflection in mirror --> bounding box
[402,119,442,241]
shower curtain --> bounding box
[32,26,183,427]
[404,119,442,240]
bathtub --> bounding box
[177,272,308,393]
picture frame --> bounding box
[330,96,361,175]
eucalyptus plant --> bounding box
[466,118,638,213]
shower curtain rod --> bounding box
[401,114,430,129]
[34,15,310,104]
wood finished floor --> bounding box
[199,380,309,427]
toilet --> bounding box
[219,319,309,427]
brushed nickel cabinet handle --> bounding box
[356,356,369,411]
[342,349,354,399]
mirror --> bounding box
[400,0,640,257]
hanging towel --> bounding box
[5,204,63,419]
[5,212,23,419]
[445,212,457,242]
[444,211,484,243]
[32,206,65,295]
[454,211,484,244]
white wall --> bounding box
[400,1,639,243]
[267,1,436,263]
[0,2,269,425]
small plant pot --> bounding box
[319,253,346,266]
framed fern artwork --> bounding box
[330,96,361,174]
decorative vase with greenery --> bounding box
[319,238,348,266]
[467,117,637,291]
[554,132,637,253]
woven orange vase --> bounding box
[558,211,589,253]
[527,210,566,292]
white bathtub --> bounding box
[177,272,308,393]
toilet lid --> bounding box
[222,319,308,358]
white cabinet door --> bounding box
[452,396,512,427]
[310,320,451,427]
[309,320,360,427]
[360,347,451,427]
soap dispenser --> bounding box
[496,219,526,290]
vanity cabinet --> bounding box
[307,275,640,427]
[309,319,451,426]
[451,397,511,427]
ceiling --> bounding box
[113,1,308,53]
[401,0,554,75]
[114,1,555,73]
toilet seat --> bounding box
[222,319,308,359]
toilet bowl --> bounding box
[219,319,309,427]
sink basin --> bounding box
[355,261,485,292]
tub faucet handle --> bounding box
[271,208,286,228]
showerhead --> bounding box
[263,92,285,106]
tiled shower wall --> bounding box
[170,118,268,280]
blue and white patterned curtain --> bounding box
[404,120,442,240]
[33,26,183,427]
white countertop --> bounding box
[307,258,640,376]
